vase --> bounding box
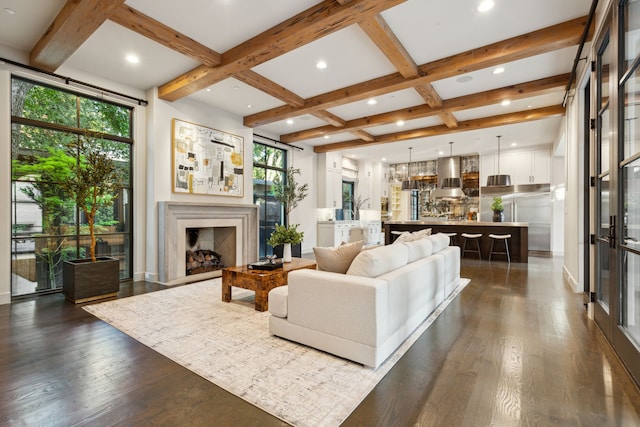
[283,243,292,263]
[492,211,504,222]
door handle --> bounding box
[609,215,616,248]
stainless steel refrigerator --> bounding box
[480,184,551,253]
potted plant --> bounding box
[59,133,123,303]
[267,224,304,262]
[491,196,504,222]
[271,167,309,258]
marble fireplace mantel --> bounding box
[158,202,259,285]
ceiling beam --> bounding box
[244,16,587,127]
[281,73,570,142]
[30,0,126,71]
[109,4,221,67]
[158,0,406,102]
[310,111,347,127]
[358,14,418,78]
[313,105,565,152]
[234,70,304,107]
[350,129,375,141]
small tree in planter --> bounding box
[271,167,308,258]
[59,133,123,303]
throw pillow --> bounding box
[428,233,450,252]
[313,240,365,273]
[401,237,433,262]
[346,244,409,278]
[392,228,432,244]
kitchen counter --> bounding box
[384,220,529,263]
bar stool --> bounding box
[461,233,482,259]
[489,234,511,263]
[442,232,457,246]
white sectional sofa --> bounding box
[268,233,461,368]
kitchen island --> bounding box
[384,220,529,263]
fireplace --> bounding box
[158,202,258,285]
[185,227,235,275]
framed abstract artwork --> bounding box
[171,118,244,196]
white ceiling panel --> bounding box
[252,25,397,99]
[453,93,565,122]
[382,0,590,65]
[187,77,284,118]
[257,115,332,137]
[125,0,321,53]
[327,88,426,121]
[432,47,579,99]
[0,0,66,51]
[63,21,200,90]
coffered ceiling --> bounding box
[0,0,593,163]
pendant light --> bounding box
[441,141,462,189]
[486,135,512,186]
[401,147,418,190]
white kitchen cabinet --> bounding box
[481,149,550,186]
[504,149,551,184]
[318,153,343,208]
[317,221,376,247]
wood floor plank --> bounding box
[1,257,640,426]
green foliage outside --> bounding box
[11,77,133,288]
[267,224,304,246]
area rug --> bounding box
[84,277,469,426]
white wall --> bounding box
[287,142,316,254]
[0,69,11,304]
[143,88,254,281]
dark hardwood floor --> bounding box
[2,256,640,426]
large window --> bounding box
[253,142,286,258]
[10,77,133,297]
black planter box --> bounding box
[273,243,302,258]
[63,257,120,304]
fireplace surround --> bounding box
[158,202,258,285]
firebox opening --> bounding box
[185,227,236,276]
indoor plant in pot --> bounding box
[491,196,504,222]
[267,224,304,262]
[60,133,122,303]
[271,167,308,258]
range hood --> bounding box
[433,156,465,199]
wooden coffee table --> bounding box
[221,258,317,311]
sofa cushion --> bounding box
[392,228,432,243]
[402,237,433,262]
[428,233,450,252]
[347,243,409,278]
[268,286,288,318]
[313,240,364,273]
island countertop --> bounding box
[384,220,529,263]
[384,220,529,227]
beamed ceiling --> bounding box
[0,0,593,163]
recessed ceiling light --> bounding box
[206,88,211,92]
[324,135,330,139]
[4,7,16,15]
[396,120,405,126]
[501,100,511,106]
[511,143,518,147]
[527,105,533,108]
[247,104,252,108]
[492,67,505,75]
[382,158,386,161]
[233,85,240,90]
[125,54,139,64]
[316,60,327,69]
[438,151,444,156]
[456,75,473,83]
[286,119,294,125]
[478,0,495,12]
[367,99,377,105]
[350,155,356,158]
